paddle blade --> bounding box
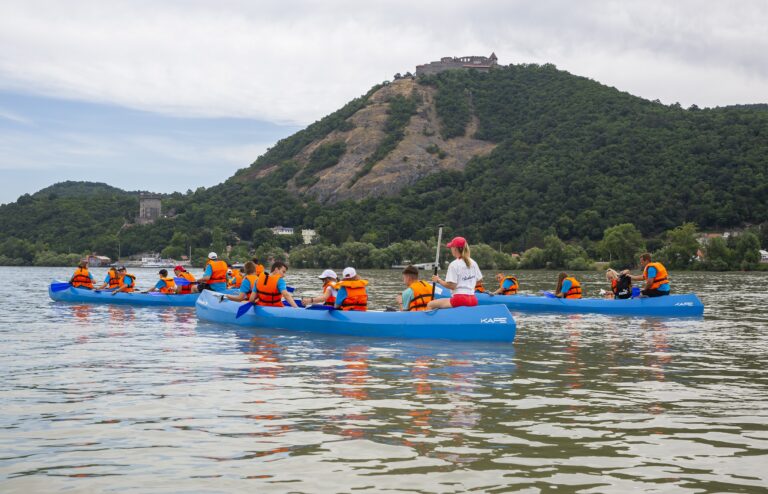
[631,287,641,298]
[235,302,254,319]
[174,277,192,286]
[286,285,295,293]
[305,304,337,311]
[541,291,557,299]
[284,299,305,308]
[50,282,72,292]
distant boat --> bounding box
[140,256,178,268]
[391,262,438,270]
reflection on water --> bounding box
[1,267,767,492]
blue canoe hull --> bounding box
[195,290,516,342]
[49,280,201,307]
[433,285,703,317]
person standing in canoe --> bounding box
[174,265,197,294]
[97,266,121,291]
[145,269,177,294]
[555,272,582,299]
[198,252,228,292]
[112,266,136,294]
[623,253,670,297]
[253,261,300,308]
[302,269,338,307]
[427,237,482,309]
[334,267,369,311]
[397,265,433,311]
[492,273,519,295]
[223,261,258,302]
[70,260,94,289]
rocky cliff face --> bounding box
[254,78,496,203]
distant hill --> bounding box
[1,63,767,263]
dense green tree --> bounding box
[655,223,700,269]
[600,223,645,268]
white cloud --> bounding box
[0,1,766,126]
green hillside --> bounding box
[1,64,767,267]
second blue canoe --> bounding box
[433,285,703,317]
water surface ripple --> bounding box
[1,267,767,493]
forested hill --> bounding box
[1,63,767,264]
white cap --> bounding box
[318,269,338,279]
[342,267,357,279]
[208,252,217,259]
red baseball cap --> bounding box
[446,236,467,248]
[174,265,185,271]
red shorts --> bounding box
[449,294,478,307]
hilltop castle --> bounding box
[415,53,498,76]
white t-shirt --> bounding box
[445,258,482,295]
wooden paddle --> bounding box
[430,224,444,299]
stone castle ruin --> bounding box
[138,193,162,225]
[415,53,498,76]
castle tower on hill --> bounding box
[415,52,498,76]
[138,193,162,225]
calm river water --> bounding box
[1,266,767,493]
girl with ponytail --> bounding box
[428,236,483,309]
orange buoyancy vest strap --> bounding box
[178,271,196,293]
[499,276,518,295]
[160,277,177,294]
[322,280,336,306]
[207,260,229,284]
[107,270,121,288]
[643,262,669,290]
[72,267,93,288]
[335,279,368,311]
[256,272,283,306]
[565,277,582,299]
[229,271,243,287]
[407,280,434,311]
[475,280,486,292]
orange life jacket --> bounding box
[475,280,486,293]
[334,279,369,311]
[643,262,669,290]
[241,274,259,300]
[564,277,582,299]
[106,269,121,289]
[499,276,519,295]
[177,271,196,294]
[255,272,284,307]
[322,280,337,306]
[228,270,244,288]
[159,277,177,294]
[407,280,434,311]
[71,267,93,288]
[206,259,228,284]
[120,273,136,293]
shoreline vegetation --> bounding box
[2,222,764,272]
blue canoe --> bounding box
[433,285,703,317]
[195,290,516,342]
[49,280,203,307]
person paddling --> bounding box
[555,272,582,299]
[492,273,519,295]
[198,252,228,292]
[223,261,258,302]
[174,265,197,294]
[427,237,482,310]
[112,266,136,294]
[70,260,94,289]
[302,269,338,307]
[97,266,121,291]
[397,265,434,311]
[334,267,369,311]
[622,253,670,297]
[145,269,177,294]
[253,261,300,308]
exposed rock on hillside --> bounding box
[283,78,496,203]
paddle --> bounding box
[174,277,198,286]
[50,282,72,292]
[236,302,254,319]
[305,304,338,311]
[540,290,557,299]
[431,224,444,299]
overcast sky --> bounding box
[1,0,767,204]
